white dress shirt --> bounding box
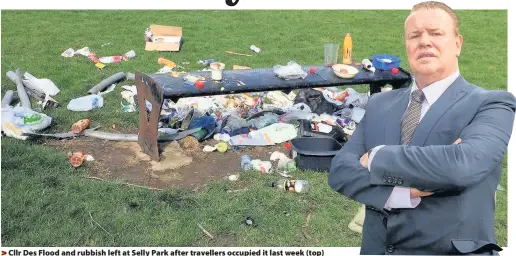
[368,70,460,209]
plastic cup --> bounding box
[324,43,339,66]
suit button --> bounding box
[386,245,395,253]
[387,177,392,183]
[397,179,403,185]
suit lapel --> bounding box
[409,76,470,146]
[384,88,411,145]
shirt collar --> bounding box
[411,71,460,106]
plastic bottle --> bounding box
[272,179,309,193]
[158,57,176,68]
[343,33,353,65]
[67,95,104,111]
[241,155,253,171]
[72,119,90,134]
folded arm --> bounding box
[329,100,399,211]
[370,91,516,191]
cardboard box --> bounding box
[145,24,183,52]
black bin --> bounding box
[298,119,347,143]
[291,137,343,172]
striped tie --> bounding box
[401,89,425,145]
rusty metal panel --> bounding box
[135,72,164,161]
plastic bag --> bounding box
[345,88,369,109]
[1,106,52,140]
[273,61,308,80]
[294,89,337,115]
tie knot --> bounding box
[411,89,425,103]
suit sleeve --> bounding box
[369,91,516,191]
[329,95,395,211]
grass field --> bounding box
[1,10,509,247]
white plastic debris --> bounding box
[24,72,60,96]
[203,145,217,152]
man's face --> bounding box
[405,8,463,77]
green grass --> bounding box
[1,10,508,246]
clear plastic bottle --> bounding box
[273,179,309,193]
[67,95,104,111]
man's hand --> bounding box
[410,138,462,198]
[360,151,369,168]
[410,188,433,198]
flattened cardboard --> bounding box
[145,24,183,52]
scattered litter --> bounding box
[203,145,217,152]
[144,25,183,52]
[241,155,253,171]
[233,65,251,70]
[213,133,230,142]
[274,61,308,80]
[361,59,376,73]
[97,84,116,96]
[225,50,252,57]
[270,151,296,171]
[244,217,256,227]
[249,45,261,53]
[277,171,292,178]
[88,72,126,94]
[99,56,122,64]
[95,63,106,70]
[84,155,95,161]
[67,95,104,112]
[158,57,176,68]
[70,152,86,167]
[497,184,504,191]
[23,72,60,96]
[72,119,90,134]
[215,142,228,152]
[228,174,239,181]
[198,59,216,66]
[1,106,52,140]
[197,223,214,239]
[124,50,136,60]
[210,62,225,81]
[1,90,14,107]
[272,179,309,193]
[61,48,75,57]
[251,159,272,174]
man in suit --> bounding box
[328,1,516,255]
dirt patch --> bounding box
[45,136,290,190]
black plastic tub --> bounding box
[298,119,347,143]
[291,137,343,172]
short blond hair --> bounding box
[411,1,460,36]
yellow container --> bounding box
[158,57,176,68]
[343,33,353,65]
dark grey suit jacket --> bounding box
[329,76,516,255]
